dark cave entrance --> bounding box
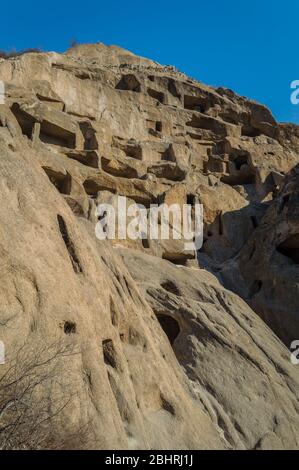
[277,234,299,264]
[156,314,180,345]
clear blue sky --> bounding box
[1,0,298,123]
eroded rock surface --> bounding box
[221,165,299,346]
[0,43,298,449]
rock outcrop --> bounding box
[0,43,298,450]
[221,165,299,346]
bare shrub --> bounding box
[0,339,91,449]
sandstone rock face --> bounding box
[0,44,298,450]
[221,165,299,346]
[121,250,299,450]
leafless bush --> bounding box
[0,339,91,449]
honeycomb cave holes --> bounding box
[156,314,180,346]
[277,234,299,264]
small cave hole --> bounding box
[161,280,182,296]
[43,167,72,195]
[79,121,98,150]
[160,394,176,416]
[155,121,162,132]
[110,297,119,327]
[241,125,262,138]
[162,255,188,266]
[39,121,76,148]
[249,280,263,298]
[186,194,196,205]
[122,142,143,160]
[63,321,77,334]
[142,236,150,249]
[184,95,208,113]
[168,79,181,99]
[221,172,255,186]
[278,193,290,213]
[57,215,83,273]
[147,88,165,104]
[234,154,248,170]
[277,234,299,264]
[218,213,223,235]
[251,216,258,229]
[161,144,176,162]
[116,74,141,92]
[102,339,117,369]
[11,103,36,139]
[156,314,180,345]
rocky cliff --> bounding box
[0,43,298,450]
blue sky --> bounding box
[1,0,298,123]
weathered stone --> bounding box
[0,43,298,450]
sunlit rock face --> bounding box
[0,43,298,450]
